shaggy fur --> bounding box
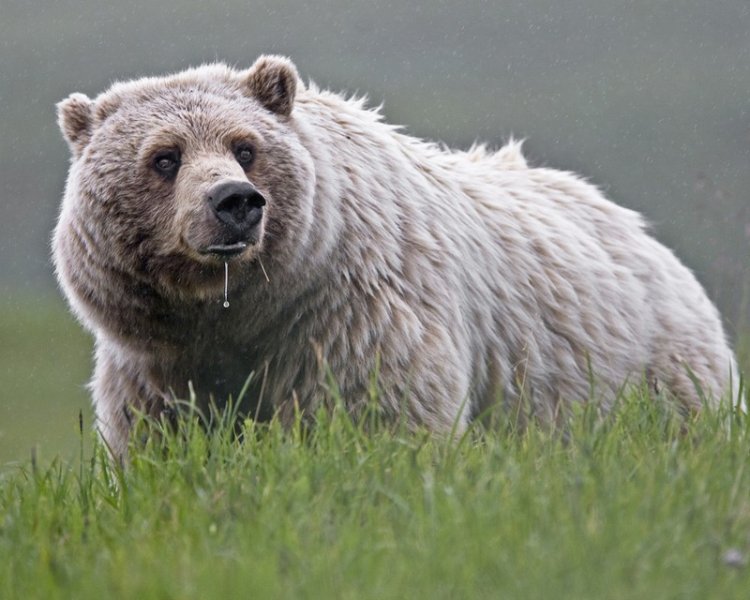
[54,55,740,457]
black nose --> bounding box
[206,180,266,229]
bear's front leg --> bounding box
[89,339,171,461]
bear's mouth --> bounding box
[201,242,249,257]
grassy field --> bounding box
[2,396,750,599]
[0,298,93,465]
[1,300,749,598]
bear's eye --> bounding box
[234,144,255,168]
[152,150,181,178]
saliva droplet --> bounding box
[223,261,230,308]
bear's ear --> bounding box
[57,93,94,157]
[244,55,298,117]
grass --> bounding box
[0,297,92,465]
[1,389,750,599]
[0,298,748,598]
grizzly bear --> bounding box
[54,55,741,457]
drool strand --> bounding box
[223,261,230,308]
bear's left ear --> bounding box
[57,93,94,158]
[244,55,298,117]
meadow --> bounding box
[1,300,749,598]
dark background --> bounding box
[1,0,748,462]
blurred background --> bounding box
[1,0,748,464]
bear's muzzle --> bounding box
[203,179,266,256]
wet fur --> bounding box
[54,56,741,458]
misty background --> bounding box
[1,1,748,461]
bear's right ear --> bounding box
[243,55,298,117]
[57,93,94,157]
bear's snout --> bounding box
[207,179,266,232]
[196,179,267,257]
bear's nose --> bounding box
[207,180,266,229]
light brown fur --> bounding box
[54,56,741,458]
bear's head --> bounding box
[54,55,315,313]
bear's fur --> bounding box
[54,55,740,457]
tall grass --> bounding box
[1,389,749,599]
[1,299,748,597]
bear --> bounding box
[54,55,741,458]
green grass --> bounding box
[1,299,748,598]
[1,392,750,599]
[0,298,92,464]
